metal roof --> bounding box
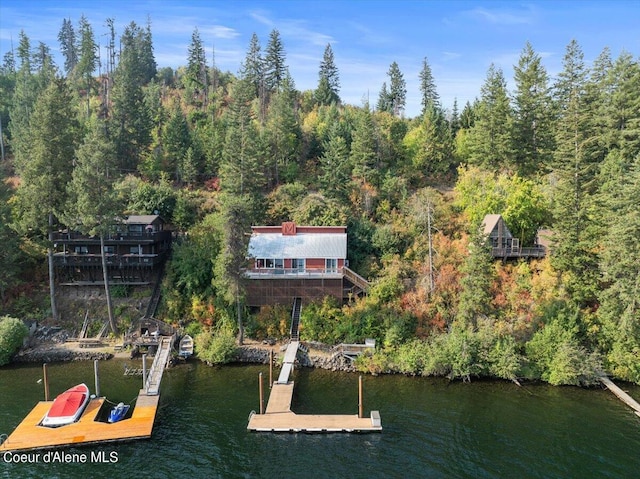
[248,233,347,259]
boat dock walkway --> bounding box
[0,390,159,453]
[248,299,381,433]
[145,336,173,395]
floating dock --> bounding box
[247,339,382,433]
[0,390,158,453]
[1,340,173,453]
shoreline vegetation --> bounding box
[1,17,639,395]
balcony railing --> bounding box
[53,253,163,267]
[491,246,546,259]
[244,267,344,279]
[53,230,171,243]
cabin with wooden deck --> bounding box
[53,215,172,285]
[482,214,547,260]
[243,222,369,306]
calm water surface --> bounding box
[1,359,639,478]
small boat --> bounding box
[179,334,194,359]
[108,402,130,423]
[41,383,90,427]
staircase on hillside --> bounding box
[290,297,302,341]
[144,264,165,319]
[343,267,370,297]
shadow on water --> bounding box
[1,360,639,479]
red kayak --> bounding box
[41,383,90,427]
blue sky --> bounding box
[1,0,638,117]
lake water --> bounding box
[1,359,639,478]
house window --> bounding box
[292,259,305,271]
[274,259,284,270]
[256,259,265,269]
[130,246,141,255]
[74,246,88,254]
[104,246,115,254]
[325,258,337,272]
[265,258,274,268]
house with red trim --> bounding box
[244,222,369,306]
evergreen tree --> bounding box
[58,18,77,76]
[12,79,78,321]
[186,27,208,106]
[111,22,153,172]
[387,61,407,117]
[264,29,286,92]
[467,64,513,170]
[264,73,300,185]
[512,42,555,176]
[139,18,157,84]
[162,101,191,181]
[0,168,22,302]
[241,33,263,98]
[75,15,98,117]
[319,128,351,202]
[220,77,264,196]
[403,104,453,176]
[315,43,340,105]
[551,40,599,307]
[456,227,495,329]
[377,82,391,113]
[350,103,379,185]
[65,122,121,333]
[419,56,439,114]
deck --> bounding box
[0,390,159,453]
[247,340,382,433]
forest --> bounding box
[0,16,638,385]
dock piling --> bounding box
[269,349,273,388]
[42,363,49,401]
[259,372,264,414]
[142,354,148,391]
[358,375,363,418]
[93,359,100,397]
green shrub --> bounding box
[0,316,29,366]
[195,324,237,365]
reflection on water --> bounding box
[1,360,639,479]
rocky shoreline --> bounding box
[234,345,358,373]
[13,346,114,363]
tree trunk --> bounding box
[47,213,58,321]
[100,234,117,334]
[236,283,244,345]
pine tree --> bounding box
[0,168,22,301]
[162,101,191,180]
[65,122,121,333]
[75,15,97,117]
[315,43,340,105]
[111,22,153,171]
[241,33,263,98]
[551,40,599,307]
[319,128,351,201]
[58,18,77,76]
[265,73,300,185]
[350,103,379,185]
[467,64,513,170]
[388,61,407,117]
[264,29,286,92]
[377,82,391,113]
[221,77,264,196]
[512,42,555,176]
[456,227,495,329]
[13,79,78,321]
[419,56,439,114]
[186,27,208,106]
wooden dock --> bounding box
[247,340,382,433]
[0,390,159,453]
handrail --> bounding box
[342,267,370,292]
